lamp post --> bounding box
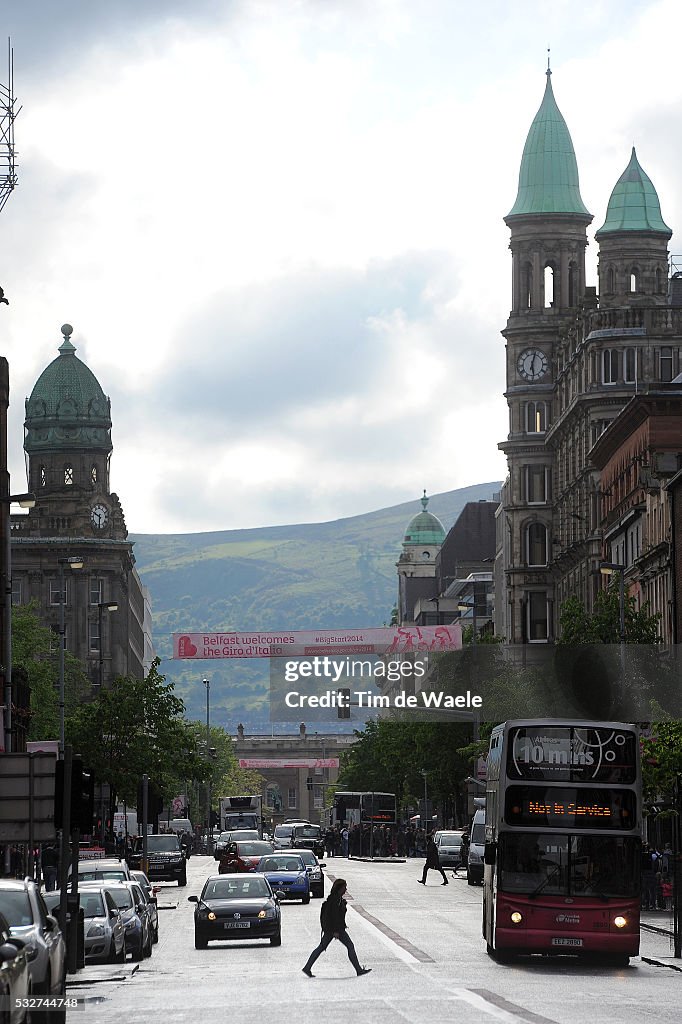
[97,601,118,688]
[600,561,626,710]
[203,677,212,855]
[421,769,428,852]
[0,488,35,754]
[58,556,84,758]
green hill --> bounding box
[131,482,500,728]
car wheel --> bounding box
[152,925,159,944]
[194,932,208,950]
[132,940,144,962]
[144,932,153,958]
[467,871,475,886]
[178,873,187,887]
[270,930,282,946]
[302,896,310,905]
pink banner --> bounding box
[174,624,461,659]
[239,758,340,769]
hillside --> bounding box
[131,482,501,728]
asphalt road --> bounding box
[67,855,680,1024]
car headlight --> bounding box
[310,870,321,879]
[614,916,627,929]
[258,909,276,919]
[87,923,105,937]
[207,912,216,921]
[124,920,140,932]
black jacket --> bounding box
[425,839,441,868]
[324,896,348,933]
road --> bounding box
[68,855,679,1024]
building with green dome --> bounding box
[396,492,446,624]
[10,325,152,699]
[498,68,682,646]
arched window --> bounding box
[91,464,98,485]
[568,261,578,306]
[523,262,533,309]
[525,401,548,434]
[630,267,639,293]
[602,349,619,384]
[64,465,74,486]
[40,465,46,488]
[526,522,548,566]
[544,264,556,308]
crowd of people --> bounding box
[319,822,463,859]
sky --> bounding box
[1,0,681,535]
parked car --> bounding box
[214,830,260,859]
[0,878,66,1005]
[218,841,274,874]
[129,871,159,943]
[131,834,187,886]
[467,807,486,886]
[289,824,325,857]
[435,830,465,869]
[0,910,31,1024]
[289,848,326,898]
[44,889,126,965]
[80,881,151,961]
[256,853,310,903]
[189,874,281,948]
[71,858,132,883]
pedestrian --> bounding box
[640,842,657,910]
[41,844,59,892]
[661,874,673,913]
[418,833,448,886]
[341,826,349,858]
[302,878,372,978]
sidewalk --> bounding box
[640,909,673,935]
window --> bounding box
[660,346,673,382]
[523,262,532,309]
[527,592,549,642]
[624,348,639,383]
[630,268,639,293]
[91,464,98,484]
[40,465,46,488]
[607,266,615,293]
[90,619,100,653]
[526,523,548,566]
[526,401,547,434]
[544,264,556,308]
[64,465,74,486]
[11,578,22,605]
[288,787,297,809]
[49,580,67,606]
[568,261,578,307]
[525,465,550,504]
[90,578,104,605]
[602,349,619,384]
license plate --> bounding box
[552,937,583,947]
[149,858,163,864]
[224,921,250,929]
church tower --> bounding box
[499,70,592,644]
[396,492,445,625]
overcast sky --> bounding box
[1,0,680,534]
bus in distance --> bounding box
[482,720,641,966]
[331,792,397,826]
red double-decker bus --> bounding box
[482,720,641,966]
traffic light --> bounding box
[306,776,313,791]
[54,759,95,833]
[337,687,351,719]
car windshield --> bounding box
[147,837,180,852]
[0,891,33,926]
[234,842,272,856]
[203,878,270,900]
[217,833,231,842]
[104,889,133,910]
[259,856,304,872]
[79,870,127,881]
[295,827,320,837]
[499,833,640,898]
[439,833,462,844]
[274,826,292,838]
[80,894,105,917]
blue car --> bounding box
[256,854,311,904]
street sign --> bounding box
[0,752,57,841]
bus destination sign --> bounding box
[504,786,637,830]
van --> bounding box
[467,798,486,886]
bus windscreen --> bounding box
[507,726,637,784]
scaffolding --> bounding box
[0,39,19,215]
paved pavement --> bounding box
[65,855,681,1024]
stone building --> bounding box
[10,325,152,694]
[498,69,681,643]
[396,492,445,625]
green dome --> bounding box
[595,148,672,238]
[24,325,112,454]
[403,492,446,547]
[506,71,591,220]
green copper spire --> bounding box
[402,491,446,547]
[507,71,591,219]
[595,148,672,238]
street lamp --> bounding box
[421,769,428,851]
[0,489,36,754]
[58,556,84,757]
[203,677,212,855]
[600,561,626,708]
[97,602,118,688]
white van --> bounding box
[467,798,486,886]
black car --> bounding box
[132,835,187,886]
[289,824,325,857]
[289,848,326,898]
[189,874,281,949]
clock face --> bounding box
[517,348,549,381]
[90,503,110,529]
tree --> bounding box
[558,586,661,646]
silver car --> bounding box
[130,871,159,943]
[71,858,132,883]
[0,909,31,1024]
[81,881,151,961]
[0,878,66,1004]
[44,888,126,965]
[435,830,464,868]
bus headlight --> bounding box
[613,916,627,929]
[510,912,523,925]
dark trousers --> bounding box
[303,930,362,974]
[421,864,448,884]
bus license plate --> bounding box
[552,937,583,947]
[224,922,250,929]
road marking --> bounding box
[450,988,559,1024]
[349,902,434,963]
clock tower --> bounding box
[11,324,148,687]
[499,70,592,644]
